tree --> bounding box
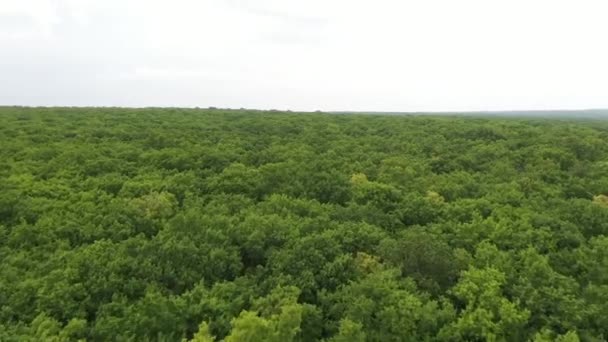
[329,319,366,342]
[379,229,460,293]
[188,322,215,342]
[224,286,303,342]
[440,267,530,341]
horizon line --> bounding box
[1,105,608,114]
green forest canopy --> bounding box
[1,107,607,341]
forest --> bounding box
[0,106,607,341]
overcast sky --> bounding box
[1,0,607,111]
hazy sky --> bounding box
[1,0,607,111]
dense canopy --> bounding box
[1,107,607,341]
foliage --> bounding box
[1,107,607,340]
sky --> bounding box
[1,0,607,112]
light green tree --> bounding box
[440,267,529,341]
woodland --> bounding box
[0,107,607,341]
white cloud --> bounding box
[1,0,607,111]
[0,0,61,39]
